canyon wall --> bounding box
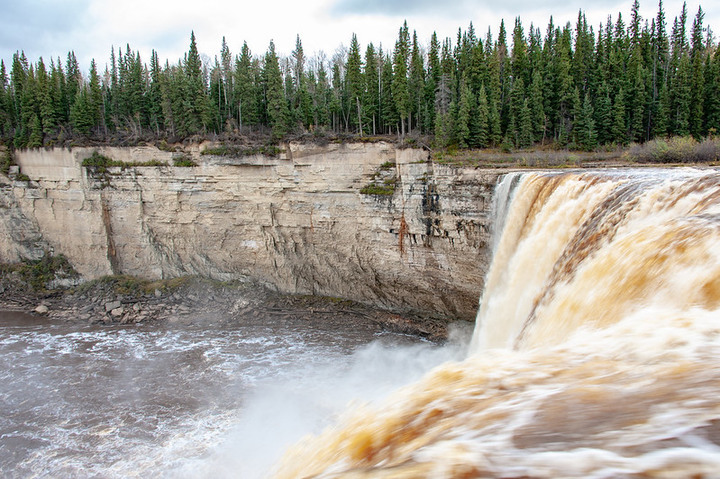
[0,142,500,320]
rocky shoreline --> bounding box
[0,274,454,342]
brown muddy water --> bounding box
[0,310,466,478]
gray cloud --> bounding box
[0,0,91,61]
[330,0,476,17]
[328,0,630,19]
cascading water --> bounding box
[273,169,720,478]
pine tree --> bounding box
[392,21,410,136]
[672,54,691,136]
[518,99,534,148]
[595,81,613,144]
[0,61,10,139]
[689,6,706,137]
[380,55,397,134]
[612,87,628,144]
[473,84,490,147]
[182,32,210,135]
[234,42,259,130]
[346,34,364,134]
[455,76,472,147]
[705,46,720,134]
[575,92,597,150]
[363,43,380,135]
[36,58,56,137]
[408,31,426,133]
[528,70,545,142]
[70,86,94,135]
[511,18,529,89]
[292,35,313,130]
[263,40,289,139]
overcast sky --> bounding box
[0,0,716,75]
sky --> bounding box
[0,0,717,75]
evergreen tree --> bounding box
[70,86,94,134]
[263,40,290,139]
[575,92,597,149]
[0,61,10,139]
[234,42,259,130]
[517,99,534,148]
[346,34,364,134]
[363,44,380,135]
[613,87,628,144]
[654,78,670,137]
[182,32,210,135]
[455,76,472,147]
[705,46,720,134]
[292,35,313,130]
[595,81,613,144]
[689,6,706,137]
[473,84,490,147]
[381,54,398,134]
[528,70,545,142]
[672,54,692,136]
[392,22,410,136]
[408,31,426,132]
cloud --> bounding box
[330,0,475,17]
[0,0,91,60]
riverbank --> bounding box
[0,273,451,341]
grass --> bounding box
[431,145,625,168]
[2,254,79,291]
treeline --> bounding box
[0,0,719,151]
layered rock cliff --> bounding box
[0,142,499,321]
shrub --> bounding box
[0,150,13,175]
[173,154,197,167]
[629,137,720,164]
[18,253,79,291]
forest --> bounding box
[0,0,718,152]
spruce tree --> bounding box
[517,98,534,148]
[263,40,290,139]
[234,42,259,130]
[392,22,410,136]
[363,44,380,135]
[474,84,490,147]
[408,31,426,132]
[612,88,628,144]
[595,81,613,144]
[528,70,545,142]
[455,76,472,147]
[346,34,364,134]
[705,47,720,134]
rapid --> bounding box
[273,169,720,478]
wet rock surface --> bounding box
[0,275,452,342]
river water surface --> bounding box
[0,310,463,478]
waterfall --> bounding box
[472,169,720,352]
[273,169,720,478]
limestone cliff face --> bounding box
[1,142,500,320]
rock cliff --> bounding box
[0,142,499,321]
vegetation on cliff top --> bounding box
[0,1,718,157]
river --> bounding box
[0,310,467,478]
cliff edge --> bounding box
[0,142,498,321]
